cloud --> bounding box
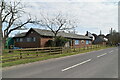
[9,0,120,2]
[7,0,118,36]
[24,2,118,34]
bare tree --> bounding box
[0,0,37,48]
[108,29,120,45]
[39,12,77,38]
[0,3,2,54]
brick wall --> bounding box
[14,29,41,48]
[40,37,53,47]
[15,42,40,48]
[14,29,92,48]
[72,39,92,48]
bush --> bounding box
[45,40,54,47]
[55,36,69,47]
[45,36,69,47]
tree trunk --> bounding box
[3,37,7,48]
[2,37,6,48]
[54,33,57,47]
[0,12,2,55]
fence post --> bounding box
[69,46,71,52]
[79,46,80,52]
[68,47,70,53]
[73,46,75,52]
[20,50,22,59]
[27,50,29,56]
[27,53,29,56]
[61,47,63,54]
[67,47,69,53]
[50,47,51,53]
[36,48,38,57]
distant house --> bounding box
[106,34,110,39]
[85,31,108,45]
[85,31,95,41]
[13,28,92,48]
[92,36,107,45]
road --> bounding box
[2,47,118,78]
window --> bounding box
[27,38,31,42]
[75,40,79,45]
[86,40,89,44]
[31,31,34,33]
[89,41,91,44]
[81,40,84,44]
[16,38,19,42]
[33,37,36,42]
[20,38,23,42]
[27,37,36,42]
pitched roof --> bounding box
[14,32,27,37]
[93,36,106,44]
[14,28,91,40]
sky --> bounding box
[7,0,119,37]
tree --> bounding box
[0,0,37,48]
[38,13,77,38]
[55,36,69,47]
[45,36,69,47]
[0,4,2,54]
[45,40,54,47]
[108,29,120,45]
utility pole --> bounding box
[100,30,102,35]
[111,28,113,35]
[110,28,113,45]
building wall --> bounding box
[40,37,53,47]
[15,42,40,48]
[14,30,41,48]
[70,39,92,48]
[14,29,92,48]
[103,42,106,45]
[94,42,106,45]
[99,42,106,45]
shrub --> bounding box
[45,36,69,47]
[45,40,54,47]
[55,36,69,47]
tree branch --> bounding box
[6,19,31,37]
[2,12,11,23]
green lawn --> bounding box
[2,45,113,68]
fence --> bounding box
[2,45,103,63]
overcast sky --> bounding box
[8,0,119,37]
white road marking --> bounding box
[62,59,91,72]
[97,53,107,58]
[109,50,114,53]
